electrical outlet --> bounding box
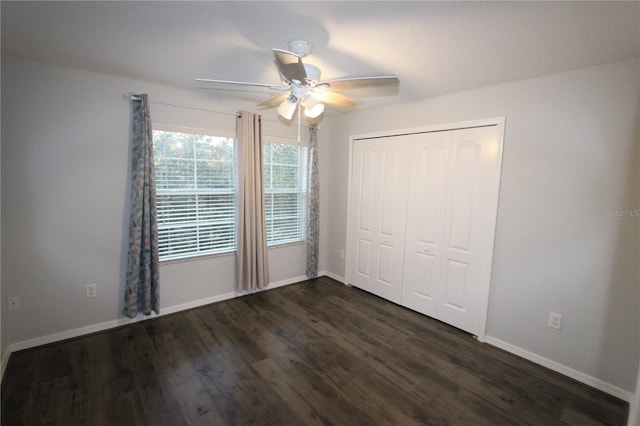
[339,249,345,260]
[548,312,562,330]
[7,296,21,311]
[86,284,97,298]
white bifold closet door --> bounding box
[348,136,410,304]
[347,123,502,336]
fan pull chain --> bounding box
[297,100,302,142]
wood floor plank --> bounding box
[2,277,629,425]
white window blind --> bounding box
[263,140,308,246]
[153,129,236,260]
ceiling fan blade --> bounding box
[257,92,288,109]
[320,75,399,91]
[310,90,357,108]
[196,78,285,90]
[273,49,307,84]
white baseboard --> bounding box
[1,347,11,380]
[160,291,237,317]
[7,291,238,354]
[3,274,308,375]
[319,270,346,283]
[267,274,309,290]
[161,274,307,316]
[628,372,640,426]
[484,336,633,402]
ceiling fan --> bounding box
[196,39,399,121]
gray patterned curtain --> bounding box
[124,94,159,318]
[306,125,320,279]
[236,111,269,291]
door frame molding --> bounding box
[345,117,506,342]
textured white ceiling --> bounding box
[2,1,639,112]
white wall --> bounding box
[1,56,327,349]
[0,2,4,375]
[325,59,640,393]
[628,94,640,426]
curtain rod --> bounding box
[129,95,312,128]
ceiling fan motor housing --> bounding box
[288,39,313,57]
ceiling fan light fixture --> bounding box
[277,94,298,120]
[304,96,325,118]
[196,40,398,120]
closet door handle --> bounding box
[384,238,389,244]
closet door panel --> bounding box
[438,126,501,335]
[442,258,470,310]
[348,137,409,304]
[355,239,372,277]
[401,133,449,316]
[377,245,394,285]
[448,142,480,250]
[351,147,376,282]
[406,250,438,302]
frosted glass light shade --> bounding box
[304,96,325,118]
[277,97,297,120]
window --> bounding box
[153,129,307,261]
[263,140,308,246]
[153,129,236,260]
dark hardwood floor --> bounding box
[2,277,628,425]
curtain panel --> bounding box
[306,124,320,279]
[236,111,269,291]
[124,94,160,318]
